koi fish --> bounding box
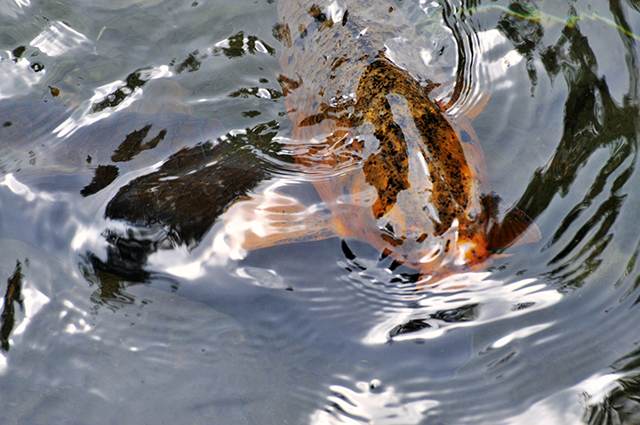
[223,0,540,282]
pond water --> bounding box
[0,0,639,424]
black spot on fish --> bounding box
[341,10,349,26]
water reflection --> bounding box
[0,46,45,100]
[55,65,175,138]
[358,271,560,344]
[75,114,287,286]
[30,20,90,57]
[584,366,640,424]
[497,2,639,289]
[214,31,276,59]
[1,0,640,423]
[310,379,438,424]
[470,2,640,423]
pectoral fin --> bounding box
[221,184,337,252]
[487,204,541,251]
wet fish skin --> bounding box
[276,0,498,278]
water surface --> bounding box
[0,0,640,424]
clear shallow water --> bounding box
[0,0,639,424]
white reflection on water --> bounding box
[30,21,90,57]
[0,173,55,203]
[0,56,43,100]
[492,322,555,348]
[0,0,30,18]
[0,281,50,375]
[0,19,91,99]
[54,65,173,138]
[310,379,438,425]
[61,299,92,335]
[363,272,562,345]
[478,29,524,79]
[12,286,50,337]
[236,266,287,289]
[149,178,330,280]
[145,219,244,280]
[446,28,523,120]
[497,371,624,425]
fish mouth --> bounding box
[375,218,459,265]
[376,223,432,251]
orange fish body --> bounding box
[227,0,538,281]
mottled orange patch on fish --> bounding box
[229,0,540,283]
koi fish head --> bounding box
[359,196,494,277]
